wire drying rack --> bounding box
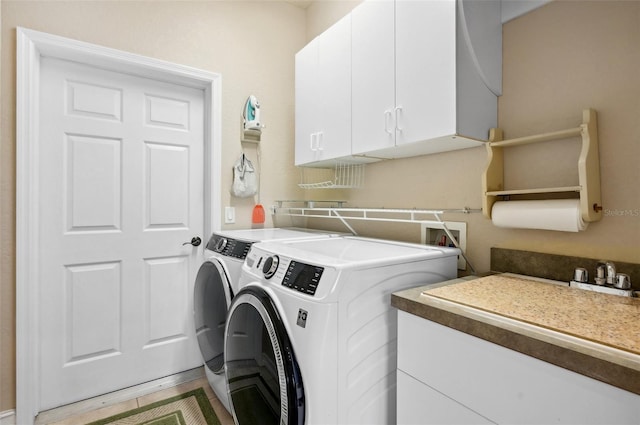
[298,163,365,189]
[272,200,480,274]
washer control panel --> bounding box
[246,247,330,298]
[282,261,324,296]
[262,255,279,279]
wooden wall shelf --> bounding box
[482,108,602,223]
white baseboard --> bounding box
[0,410,16,425]
[35,367,204,425]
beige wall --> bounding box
[0,0,306,411]
[2,0,639,415]
[299,0,640,273]
[305,0,361,40]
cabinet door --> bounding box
[317,14,352,162]
[351,0,395,155]
[295,39,319,166]
[397,370,493,425]
[395,0,457,145]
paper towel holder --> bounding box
[482,108,602,223]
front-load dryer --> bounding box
[193,228,347,413]
[224,236,460,425]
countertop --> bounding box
[391,274,640,395]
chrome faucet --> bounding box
[571,261,634,297]
[605,261,617,285]
[595,261,607,285]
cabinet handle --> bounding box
[384,110,393,135]
[310,132,317,151]
[395,106,403,132]
[317,132,324,151]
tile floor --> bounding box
[40,376,234,425]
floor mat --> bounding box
[86,388,220,425]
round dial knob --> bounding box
[214,238,228,253]
[262,255,279,279]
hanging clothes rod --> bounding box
[273,207,479,219]
[272,200,479,215]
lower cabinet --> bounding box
[397,311,640,425]
[397,370,492,424]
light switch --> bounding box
[225,206,235,224]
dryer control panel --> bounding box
[206,235,252,260]
[282,261,324,296]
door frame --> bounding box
[15,27,222,425]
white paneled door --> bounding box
[38,57,204,410]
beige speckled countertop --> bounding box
[391,274,640,395]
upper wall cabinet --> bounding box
[352,0,502,160]
[295,0,502,167]
[295,14,353,166]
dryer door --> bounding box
[225,286,305,425]
[194,260,233,375]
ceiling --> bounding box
[284,0,553,23]
[286,0,313,9]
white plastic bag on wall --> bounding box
[231,153,257,198]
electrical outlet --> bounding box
[225,206,235,224]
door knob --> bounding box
[182,237,202,247]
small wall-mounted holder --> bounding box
[241,120,262,143]
[482,108,602,223]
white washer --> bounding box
[193,228,347,413]
[224,236,460,425]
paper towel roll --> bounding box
[491,199,587,232]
